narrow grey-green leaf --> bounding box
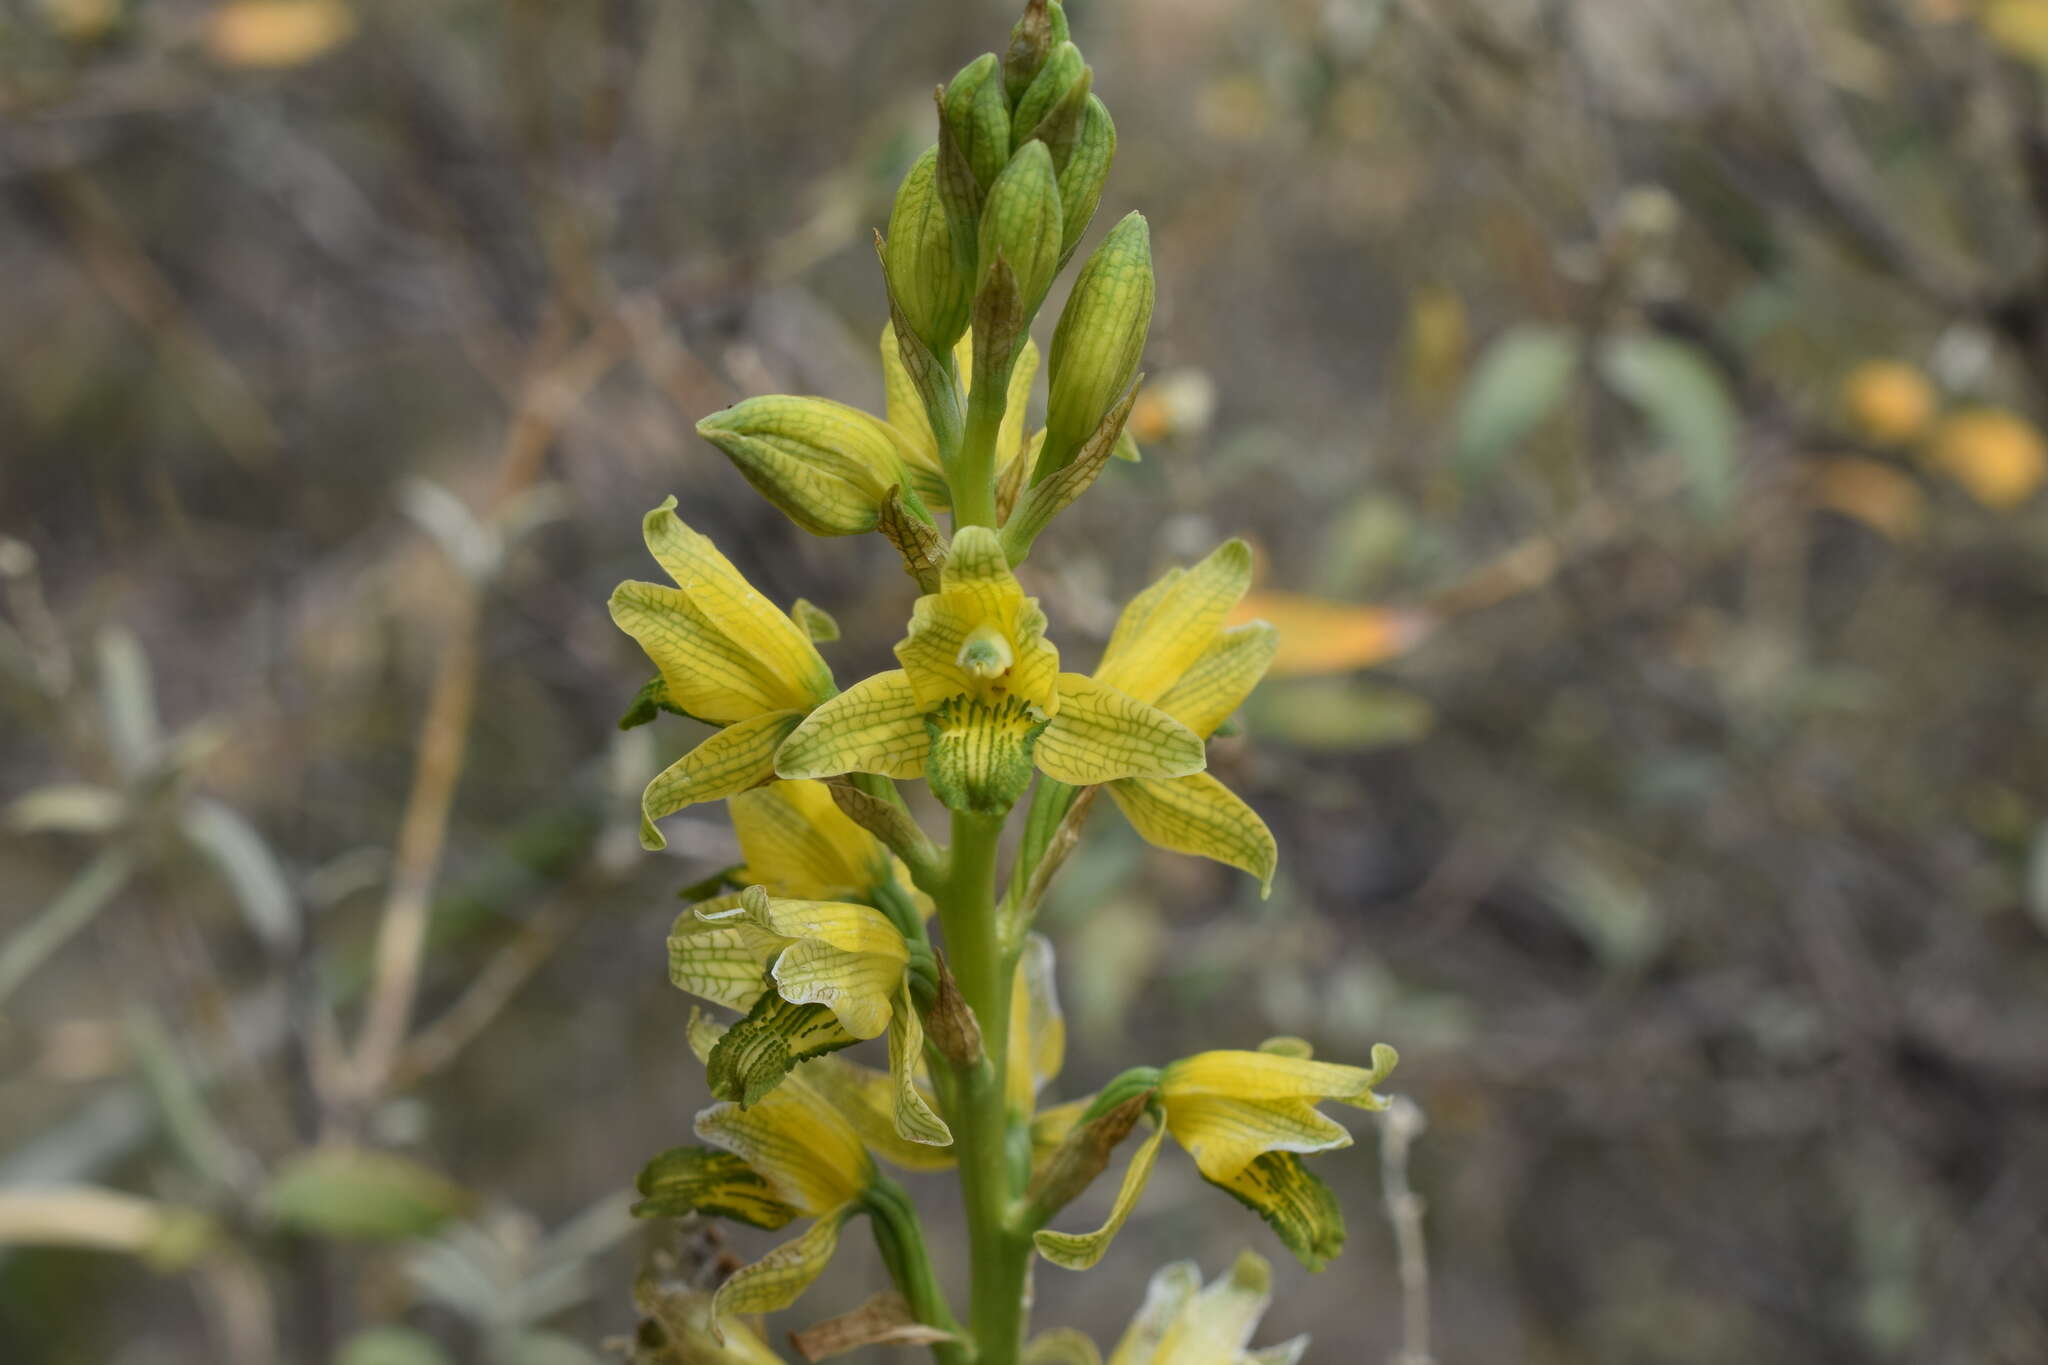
[1453,325,1577,482]
[1598,333,1740,518]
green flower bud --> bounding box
[1003,0,1070,108]
[696,396,912,536]
[883,145,972,354]
[976,139,1064,321]
[943,53,1011,200]
[1055,94,1115,266]
[1011,40,1085,153]
[1041,212,1153,480]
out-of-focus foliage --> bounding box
[6,0,2048,1362]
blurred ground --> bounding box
[6,1,2048,1362]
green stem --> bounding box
[951,387,1003,529]
[865,1176,968,1365]
[937,808,1028,1363]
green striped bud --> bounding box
[976,139,1064,321]
[1040,212,1153,480]
[696,396,912,537]
[943,53,1011,200]
[1011,41,1085,153]
[1003,0,1070,108]
[883,146,972,354]
[1055,94,1115,266]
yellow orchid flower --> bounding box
[667,885,950,1146]
[633,1013,878,1329]
[1092,539,1280,893]
[610,498,837,850]
[1034,1043,1396,1273]
[881,324,1042,513]
[776,527,1207,814]
[1108,1251,1305,1365]
[729,779,930,922]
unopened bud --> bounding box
[884,146,972,354]
[943,54,1011,201]
[977,139,1064,321]
[1040,212,1153,480]
[1054,94,1115,266]
[696,397,909,536]
[1011,41,1085,154]
[1002,0,1070,108]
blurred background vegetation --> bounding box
[7,0,2048,1361]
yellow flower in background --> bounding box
[1008,933,1066,1117]
[633,1014,878,1330]
[611,498,837,849]
[1840,359,1936,446]
[776,527,1206,814]
[1925,407,2048,510]
[882,324,1041,512]
[668,885,949,1146]
[1107,1251,1304,1365]
[1091,539,1281,892]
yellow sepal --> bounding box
[638,709,805,849]
[1094,540,1254,707]
[693,1079,873,1216]
[776,670,930,780]
[731,779,891,902]
[1032,1112,1167,1271]
[1035,674,1206,785]
[887,980,954,1147]
[1106,773,1276,895]
[709,1202,854,1322]
[1152,623,1277,740]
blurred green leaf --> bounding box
[338,1326,454,1365]
[1598,334,1739,517]
[179,796,300,951]
[500,1331,602,1365]
[1454,325,1577,482]
[5,783,127,835]
[0,848,135,1008]
[96,625,160,777]
[1540,837,1665,973]
[1247,679,1434,751]
[266,1147,472,1241]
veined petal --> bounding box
[631,1145,800,1229]
[1152,622,1278,739]
[731,779,889,902]
[695,1079,873,1214]
[888,981,954,1146]
[777,671,930,780]
[610,581,790,725]
[735,886,911,964]
[639,497,835,705]
[710,1204,853,1322]
[1032,1114,1167,1271]
[772,937,904,1039]
[1036,675,1206,785]
[706,989,861,1106]
[1106,773,1276,894]
[881,322,941,467]
[896,527,1060,713]
[1160,1095,1352,1184]
[879,326,1040,507]
[1161,1049,1397,1108]
[666,913,773,1014]
[1007,933,1066,1115]
[639,710,806,850]
[1094,540,1254,705]
[924,695,1048,815]
[804,1056,957,1172]
[1205,1153,1346,1272]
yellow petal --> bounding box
[733,887,911,963]
[1161,1048,1396,1108]
[1108,1260,1203,1365]
[1151,623,1277,739]
[804,1056,958,1172]
[639,710,806,849]
[1150,1250,1276,1362]
[205,0,355,68]
[1205,1152,1346,1272]
[1925,407,2048,509]
[1812,457,1925,542]
[666,912,772,1014]
[731,779,888,901]
[1007,933,1066,1115]
[1032,1115,1167,1271]
[710,1204,852,1321]
[610,581,795,725]
[771,938,903,1039]
[1035,675,1206,785]
[896,527,1060,713]
[1021,1328,1104,1365]
[694,1080,872,1214]
[776,670,930,780]
[1159,1094,1352,1184]
[639,497,835,704]
[1106,773,1276,894]
[646,1288,788,1365]
[882,321,941,467]
[888,981,954,1147]
[631,1145,800,1229]
[1094,541,1254,705]
[1228,592,1432,679]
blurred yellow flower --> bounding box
[1925,408,2048,509]
[1840,360,1937,446]
[205,0,356,68]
